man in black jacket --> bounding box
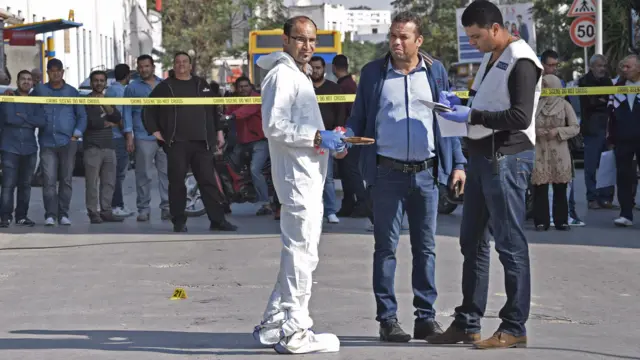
[143,52,236,232]
[578,54,615,209]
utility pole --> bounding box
[595,0,603,54]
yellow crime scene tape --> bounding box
[1,86,638,105]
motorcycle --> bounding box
[184,142,277,218]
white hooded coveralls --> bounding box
[257,51,328,336]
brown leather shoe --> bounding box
[426,324,480,344]
[473,331,527,349]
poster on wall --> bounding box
[456,2,537,64]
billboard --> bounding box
[456,2,537,64]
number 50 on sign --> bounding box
[570,16,596,47]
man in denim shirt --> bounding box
[105,63,134,217]
[31,58,87,226]
[0,70,46,227]
[347,12,467,342]
[123,55,170,221]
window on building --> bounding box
[372,28,378,34]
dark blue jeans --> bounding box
[453,150,534,337]
[0,152,37,220]
[112,137,129,209]
[583,131,614,203]
[372,163,439,323]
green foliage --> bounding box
[342,37,385,74]
[533,0,631,76]
[160,0,286,75]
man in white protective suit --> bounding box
[252,15,349,354]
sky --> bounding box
[286,0,394,10]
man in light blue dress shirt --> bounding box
[105,64,134,217]
[347,12,467,343]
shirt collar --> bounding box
[387,58,427,73]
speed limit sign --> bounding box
[570,16,596,47]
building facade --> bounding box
[0,0,163,88]
[287,2,391,43]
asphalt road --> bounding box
[0,170,638,360]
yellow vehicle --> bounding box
[248,29,342,87]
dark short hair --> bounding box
[461,0,504,29]
[114,63,131,81]
[283,16,317,36]
[392,11,423,36]
[90,70,107,82]
[541,50,559,64]
[310,56,325,67]
[332,54,349,71]
[47,58,63,70]
[235,76,251,87]
[17,70,32,81]
[137,54,154,65]
[174,51,192,63]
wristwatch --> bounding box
[314,131,322,147]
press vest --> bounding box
[467,39,543,146]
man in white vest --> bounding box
[426,0,542,349]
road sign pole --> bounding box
[584,46,589,73]
[595,0,603,54]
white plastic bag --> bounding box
[596,150,616,189]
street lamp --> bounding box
[187,49,197,75]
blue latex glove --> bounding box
[439,91,462,107]
[319,130,346,151]
[438,105,471,124]
[344,127,355,138]
[335,142,347,154]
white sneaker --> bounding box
[614,217,633,227]
[45,217,56,226]
[112,207,134,217]
[274,329,340,354]
[59,217,72,226]
[326,214,340,224]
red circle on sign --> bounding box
[570,16,596,48]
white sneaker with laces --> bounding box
[45,217,56,226]
[614,217,633,227]
[112,207,134,217]
[326,214,340,224]
[274,329,340,354]
[59,217,72,226]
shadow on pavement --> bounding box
[2,330,272,356]
[338,336,640,359]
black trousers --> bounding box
[166,141,226,225]
[532,183,568,228]
[615,142,640,221]
[336,147,368,209]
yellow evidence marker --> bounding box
[170,288,188,300]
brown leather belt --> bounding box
[377,155,436,174]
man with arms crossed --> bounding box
[123,55,170,222]
[252,16,347,354]
[428,0,542,349]
[347,11,467,342]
